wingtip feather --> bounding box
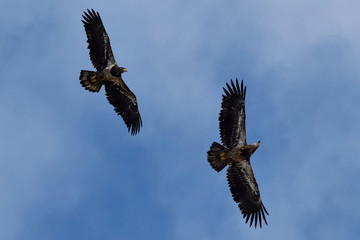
[129,115,142,136]
[235,79,240,94]
[249,212,255,227]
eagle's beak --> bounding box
[123,68,128,72]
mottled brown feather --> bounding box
[104,80,142,135]
[227,161,268,228]
[82,9,116,71]
[219,79,247,148]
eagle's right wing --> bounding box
[82,9,116,71]
[219,79,247,148]
[104,79,142,135]
[227,161,268,228]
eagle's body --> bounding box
[79,9,142,135]
[207,79,268,228]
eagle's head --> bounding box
[120,67,128,73]
[111,66,128,77]
[250,141,260,155]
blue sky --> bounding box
[1,0,360,239]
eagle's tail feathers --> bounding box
[79,70,102,93]
[207,142,229,172]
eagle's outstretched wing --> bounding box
[82,9,116,71]
[219,79,247,148]
[105,80,142,135]
[227,161,268,228]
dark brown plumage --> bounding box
[207,79,268,228]
[79,9,142,135]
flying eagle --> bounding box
[79,9,142,135]
[207,79,268,228]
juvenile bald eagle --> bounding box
[207,79,268,228]
[79,9,142,135]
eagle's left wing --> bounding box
[227,161,268,228]
[219,79,247,148]
[82,9,116,71]
[105,80,142,135]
